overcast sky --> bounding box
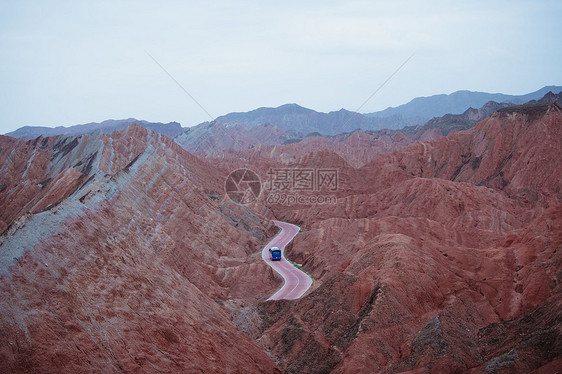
[1,0,561,134]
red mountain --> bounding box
[1,102,560,373]
[0,124,280,372]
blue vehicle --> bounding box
[269,247,282,261]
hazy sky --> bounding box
[1,0,561,134]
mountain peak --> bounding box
[276,103,311,111]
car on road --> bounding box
[269,247,281,261]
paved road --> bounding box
[262,220,312,300]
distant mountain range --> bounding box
[175,91,562,156]
[365,85,561,120]
[5,86,561,139]
[5,118,183,139]
[213,104,421,136]
[211,85,561,135]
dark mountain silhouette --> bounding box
[534,90,562,105]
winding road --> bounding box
[262,221,312,300]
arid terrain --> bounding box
[0,100,560,373]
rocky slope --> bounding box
[251,103,561,373]
[1,101,560,373]
[174,121,291,154]
[0,124,281,373]
[196,129,413,169]
[361,103,562,208]
[177,95,558,169]
[405,101,514,138]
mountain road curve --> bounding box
[262,220,312,301]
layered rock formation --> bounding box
[174,121,291,154]
[0,124,281,372]
[407,100,514,139]
[1,101,560,373]
[177,97,559,170]
[255,103,561,373]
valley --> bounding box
[0,95,560,373]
